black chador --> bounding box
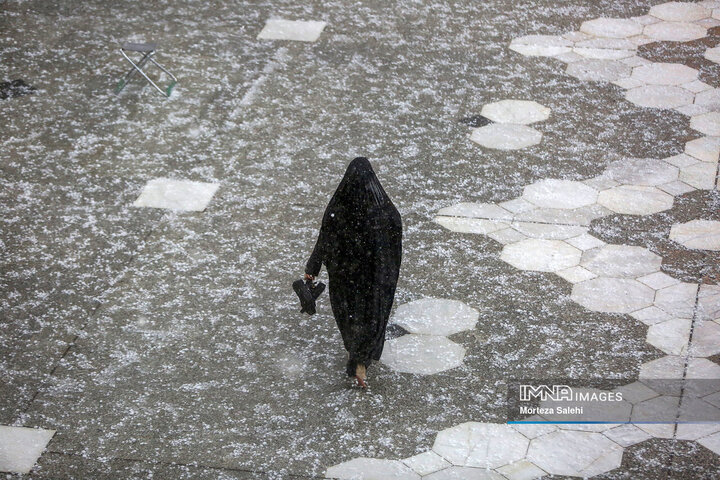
[305,157,402,388]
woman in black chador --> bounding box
[304,157,402,389]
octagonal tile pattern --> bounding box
[469,100,550,150]
[631,62,699,84]
[381,298,478,375]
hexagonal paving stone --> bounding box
[391,298,479,336]
[679,162,717,189]
[597,185,673,215]
[580,244,662,278]
[644,22,708,42]
[646,318,692,355]
[685,136,720,163]
[605,157,679,186]
[526,430,624,477]
[522,179,598,209]
[670,220,720,251]
[706,46,720,64]
[566,59,632,82]
[631,62,698,85]
[480,100,551,124]
[571,277,655,313]
[690,112,720,136]
[654,282,699,318]
[381,335,465,374]
[496,460,546,480]
[432,423,529,469]
[500,239,582,272]
[580,18,644,38]
[649,2,711,22]
[470,124,542,150]
[401,451,450,477]
[625,85,695,108]
[325,457,420,479]
[509,35,573,57]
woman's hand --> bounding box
[304,273,315,282]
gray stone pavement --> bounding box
[1,0,720,478]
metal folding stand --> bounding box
[115,42,177,97]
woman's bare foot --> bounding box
[355,364,367,389]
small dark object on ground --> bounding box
[459,115,492,128]
[292,279,326,315]
[0,79,36,100]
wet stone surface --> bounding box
[1,0,719,478]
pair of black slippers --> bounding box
[292,278,326,315]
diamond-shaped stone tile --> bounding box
[556,265,597,283]
[605,157,679,186]
[325,457,420,479]
[655,282,699,318]
[597,185,674,215]
[0,426,56,474]
[391,298,479,336]
[603,424,652,447]
[639,355,685,380]
[644,21,708,41]
[526,430,624,477]
[381,335,465,374]
[670,220,720,251]
[470,124,543,150]
[580,244,662,278]
[496,460,546,480]
[637,272,680,290]
[571,277,655,313]
[133,178,220,211]
[625,85,695,108]
[690,112,720,136]
[257,19,327,42]
[567,59,632,82]
[631,305,673,325]
[565,232,607,251]
[649,2,712,22]
[631,63,698,85]
[402,451,450,477]
[432,423,529,469]
[480,100,551,125]
[580,18,644,38]
[501,239,582,272]
[522,179,598,209]
[646,318,692,355]
[509,222,587,240]
[573,47,635,60]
